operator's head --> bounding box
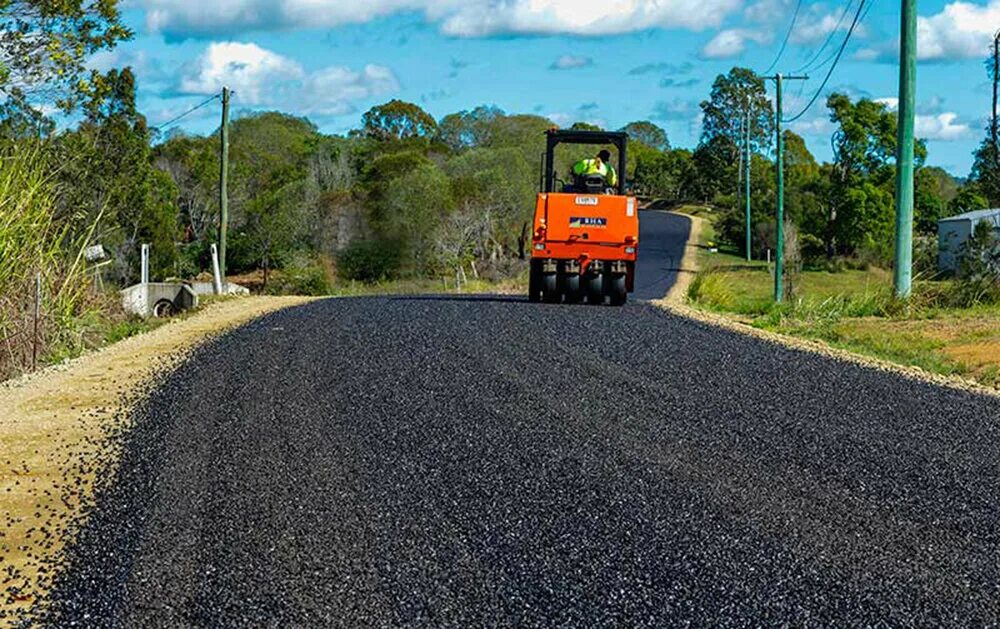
[598,149,612,163]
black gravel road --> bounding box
[633,210,691,300]
[42,215,1000,626]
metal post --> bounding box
[32,272,41,372]
[992,31,999,173]
[893,0,917,298]
[210,243,224,295]
[141,243,150,285]
[745,108,752,261]
[219,86,231,283]
[764,72,807,301]
[775,73,786,302]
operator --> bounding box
[572,149,618,189]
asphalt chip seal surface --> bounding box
[32,296,1000,626]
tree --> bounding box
[361,100,438,141]
[376,162,454,270]
[914,168,954,234]
[0,1,131,115]
[56,68,179,282]
[445,147,535,259]
[692,135,739,203]
[824,94,927,260]
[949,185,989,215]
[700,67,774,155]
[438,105,503,150]
[971,136,1000,207]
[621,121,670,151]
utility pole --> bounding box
[992,31,999,169]
[767,73,808,302]
[893,0,917,298]
[219,86,231,283]
[745,107,752,262]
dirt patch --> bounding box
[0,296,316,618]
[945,340,1000,371]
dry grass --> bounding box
[0,296,316,616]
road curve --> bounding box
[42,291,1000,625]
[634,210,692,300]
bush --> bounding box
[267,255,332,296]
[949,221,1000,306]
[912,235,940,280]
[336,239,403,283]
[688,270,736,310]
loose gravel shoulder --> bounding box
[0,296,315,621]
[39,295,1000,626]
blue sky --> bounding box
[95,0,1000,176]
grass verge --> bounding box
[680,210,1000,391]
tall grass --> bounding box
[0,142,100,380]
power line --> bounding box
[782,0,869,123]
[764,0,806,75]
[153,94,222,130]
[792,0,856,74]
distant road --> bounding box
[633,210,692,300]
[43,228,1000,625]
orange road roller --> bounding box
[528,129,638,306]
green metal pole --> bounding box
[745,109,752,262]
[774,73,785,302]
[219,86,231,282]
[893,0,916,298]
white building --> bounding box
[938,209,1000,273]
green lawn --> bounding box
[681,208,1000,389]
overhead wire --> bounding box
[792,0,856,74]
[764,0,807,75]
[782,0,869,123]
[152,94,222,130]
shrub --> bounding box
[912,235,940,280]
[267,255,332,296]
[688,270,736,310]
[336,239,403,283]
[950,221,1000,306]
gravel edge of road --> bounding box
[0,296,318,620]
[662,212,703,304]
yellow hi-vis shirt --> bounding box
[572,158,618,187]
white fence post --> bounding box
[141,244,150,285]
[210,244,224,295]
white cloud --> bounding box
[917,0,1000,60]
[142,0,740,38]
[873,97,970,140]
[857,0,1000,61]
[179,42,398,115]
[916,112,972,140]
[546,112,607,129]
[302,65,401,115]
[180,42,304,104]
[789,116,836,137]
[791,5,863,45]
[701,29,769,58]
[551,55,593,70]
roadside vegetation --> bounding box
[686,210,1000,388]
